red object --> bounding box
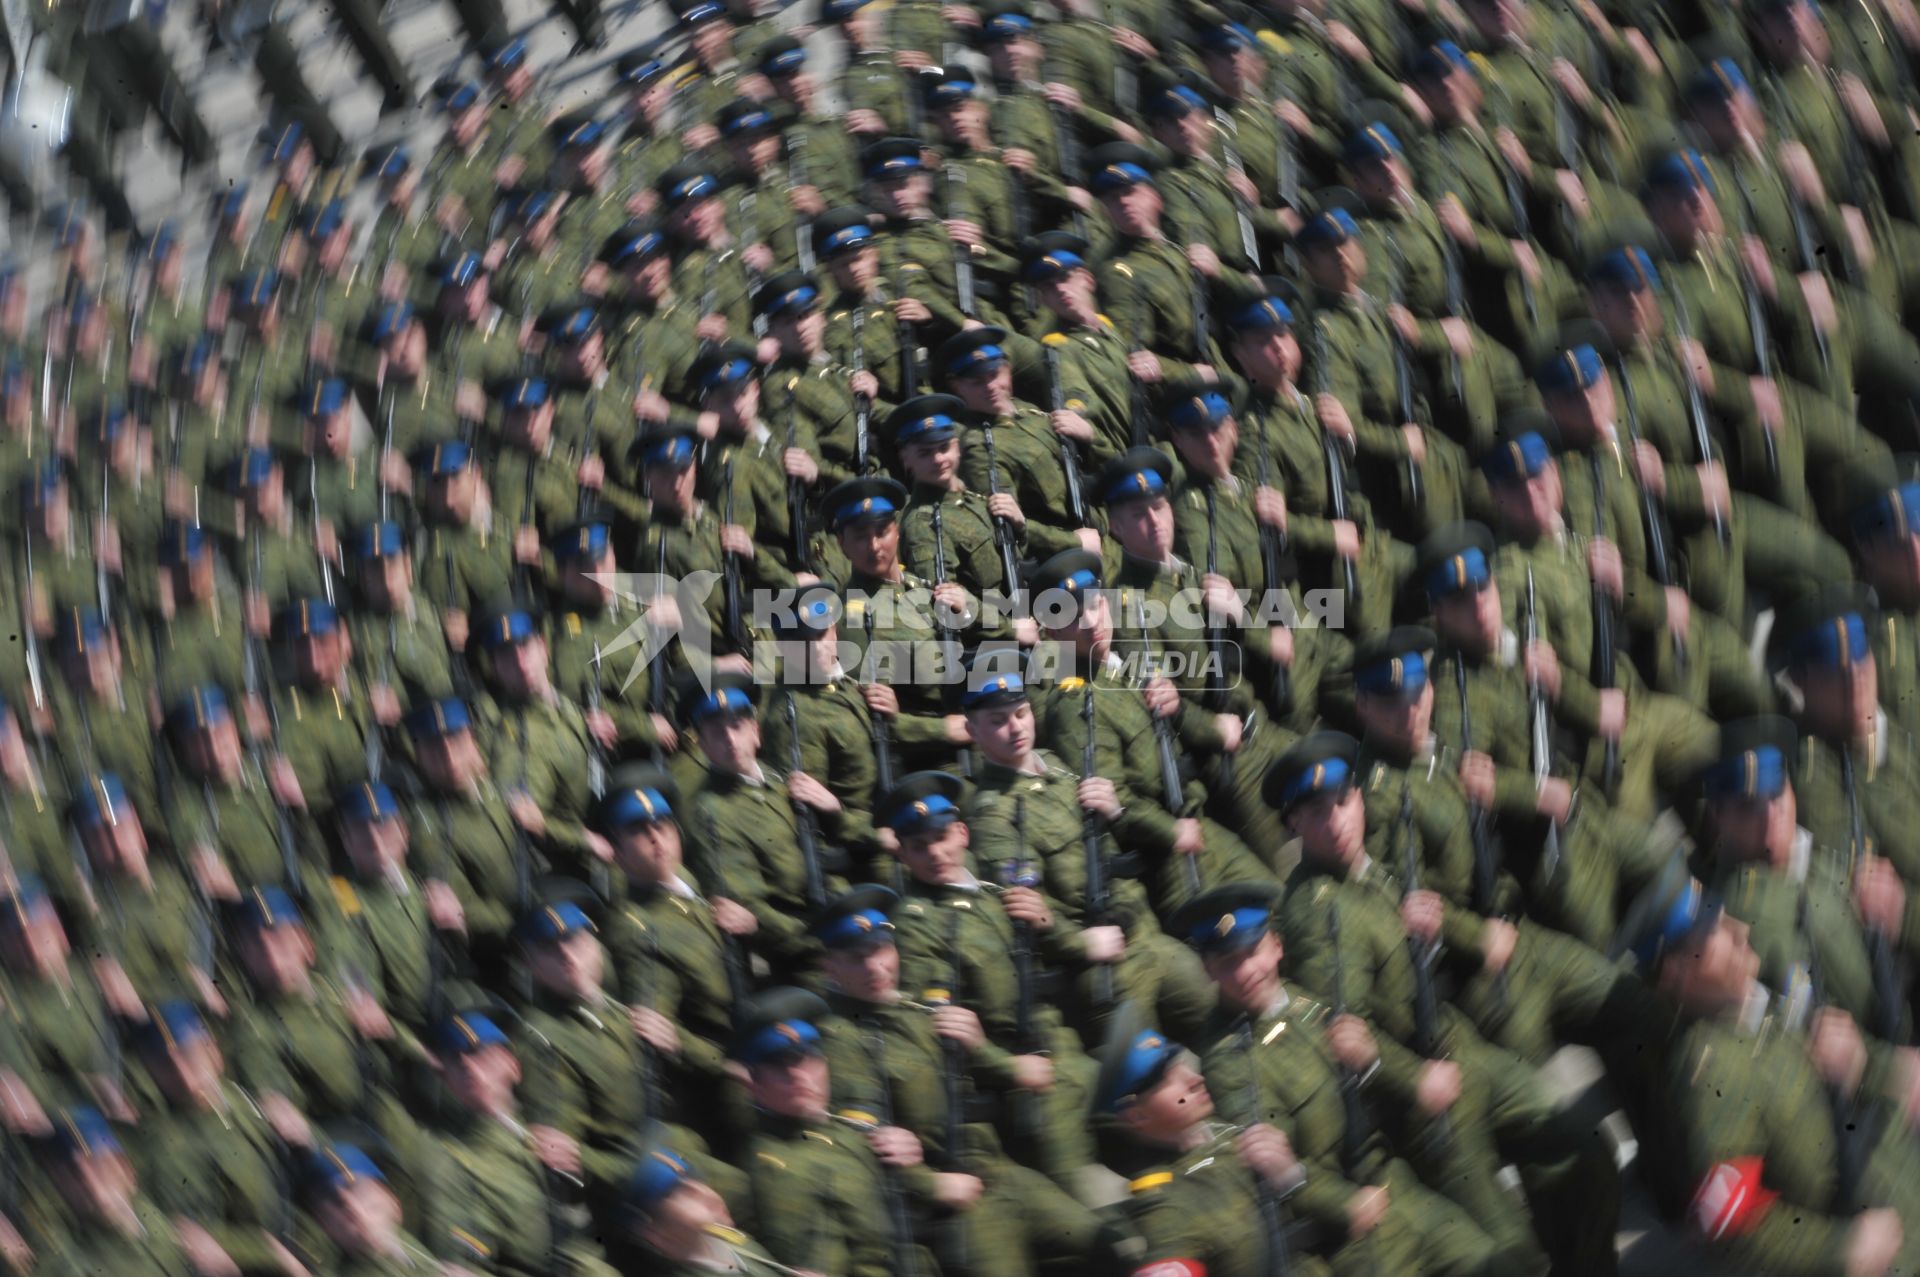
[1689,1157,1778,1240]
[1131,1263,1207,1277]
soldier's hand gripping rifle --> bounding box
[980,419,1023,598]
[863,605,897,794]
[1667,287,1727,545]
[1397,779,1453,1153]
[930,502,966,682]
[1525,567,1562,885]
[1842,743,1904,1043]
[1203,485,1234,795]
[1586,451,1620,797]
[852,306,873,473]
[1252,414,1293,716]
[1383,238,1425,509]
[1044,344,1088,529]
[1213,106,1261,268]
[944,160,978,320]
[1612,350,1685,677]
[786,401,813,574]
[1082,680,1115,1006]
[720,456,748,652]
[1451,655,1501,943]
[1309,314,1362,610]
[783,689,828,911]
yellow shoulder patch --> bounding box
[447,1228,491,1259]
[1257,31,1293,56]
[329,876,361,918]
[708,1225,748,1245]
[1112,262,1135,279]
[756,1152,788,1169]
[1041,332,1071,347]
[1060,677,1086,690]
[564,613,582,636]
[1130,1171,1174,1193]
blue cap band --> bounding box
[1099,1029,1180,1112]
[1091,161,1152,193]
[627,1148,694,1209]
[693,686,755,723]
[946,343,1006,378]
[502,378,549,409]
[1343,122,1403,163]
[309,1144,385,1193]
[1791,612,1870,669]
[1185,905,1271,949]
[666,173,718,205]
[482,610,537,648]
[1103,466,1167,504]
[406,699,472,737]
[74,773,128,827]
[1168,391,1232,431]
[884,791,960,835]
[358,522,405,559]
[369,301,413,344]
[1537,345,1604,393]
[1297,207,1360,249]
[1703,745,1788,800]
[1355,651,1429,699]
[434,1012,509,1054]
[606,785,674,826]
[820,222,874,255]
[1279,756,1352,808]
[171,686,230,731]
[518,901,595,943]
[278,599,340,639]
[1632,879,1712,967]
[1589,246,1662,293]
[831,492,898,526]
[1228,296,1295,331]
[1483,432,1554,482]
[307,378,348,417]
[555,522,611,560]
[699,357,755,391]
[1854,481,1920,542]
[427,440,472,475]
[53,1108,120,1158]
[1425,546,1491,598]
[817,907,894,948]
[960,672,1025,709]
[339,781,399,822]
[643,434,698,467]
[738,1018,822,1064]
[239,885,302,931]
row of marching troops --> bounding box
[5,0,1920,1270]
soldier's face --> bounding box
[1170,417,1238,479]
[297,630,351,685]
[690,20,733,64]
[1303,241,1363,292]
[1659,915,1759,1012]
[420,729,486,789]
[897,821,971,884]
[1108,495,1175,562]
[83,809,149,878]
[241,923,315,995]
[359,553,413,609]
[710,379,761,429]
[308,407,353,459]
[823,938,899,1001]
[1057,588,1113,657]
[563,552,617,605]
[0,903,69,977]
[1103,184,1163,238]
[1710,787,1799,867]
[749,1051,830,1119]
[1122,1059,1214,1140]
[630,255,674,299]
[615,819,683,884]
[901,436,961,486]
[1349,157,1406,208]
[1204,931,1284,1011]
[52,1151,138,1224]
[1433,582,1501,656]
[183,720,245,785]
[838,516,900,576]
[941,101,990,149]
[832,246,880,292]
[1416,70,1473,123]
[505,403,554,451]
[1287,784,1366,868]
[1799,655,1879,743]
[1490,467,1562,539]
[1463,0,1522,41]
[1589,284,1651,344]
[445,1043,521,1116]
[430,467,481,522]
[966,702,1036,763]
[149,1037,225,1110]
[1757,2,1828,64]
[985,37,1040,82]
[952,361,1014,415]
[530,931,605,999]
[772,308,826,356]
[697,712,763,775]
[637,1179,733,1259]
[1039,269,1097,319]
[317,1179,405,1257]
[1231,328,1301,386]
[1200,48,1252,97]
[871,172,932,218]
[645,460,699,511]
[1354,681,1434,751]
[678,196,728,244]
[1653,187,1723,243]
[492,636,552,699]
[1159,110,1213,157]
[343,815,409,877]
[64,639,120,700]
[1859,534,1920,607]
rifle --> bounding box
[852,306,873,473]
[1842,743,1904,1042]
[863,605,897,794]
[1381,239,1425,508]
[1613,354,1685,676]
[1081,680,1115,1005]
[1326,903,1373,1196]
[930,502,965,682]
[1397,778,1453,1153]
[998,820,1040,1052]
[1042,50,1089,240]
[786,401,813,573]
[1203,485,1234,795]
[245,530,305,903]
[1722,184,1785,481]
[979,420,1023,597]
[1044,345,1087,527]
[945,161,978,319]
[1666,287,1727,545]
[1450,654,1498,920]
[1213,107,1261,267]
[784,689,828,910]
[855,1022,927,1276]
[790,130,817,273]
[645,526,670,767]
[1131,587,1188,833]
[1588,451,1619,797]
[1251,410,1293,716]
[720,452,748,651]
[1309,316,1362,609]
[1524,567,1561,885]
[586,641,607,801]
[1234,1011,1298,1275]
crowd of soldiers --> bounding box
[7,0,1920,1270]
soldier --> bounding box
[609,1139,783,1275]
[1631,878,1920,1274]
[731,986,955,1275]
[942,326,1090,555]
[1173,882,1541,1275]
[807,884,1114,1275]
[299,1141,445,1275]
[1092,1002,1319,1277]
[957,662,1219,1041]
[1088,142,1228,383]
[876,770,1107,1182]
[24,1107,195,1274]
[892,392,1025,626]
